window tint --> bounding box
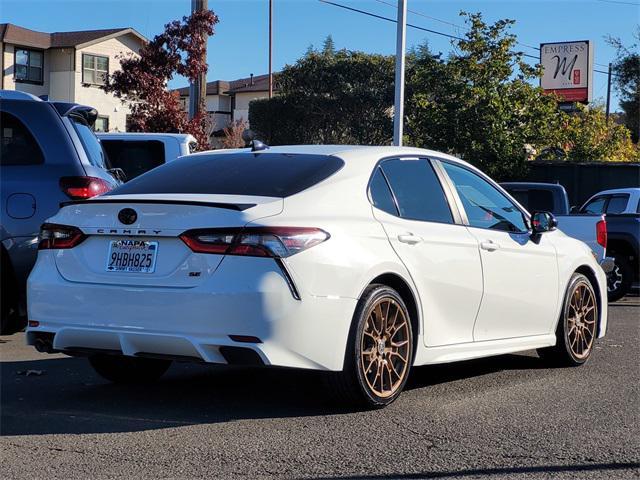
[379,158,452,223]
[70,117,109,169]
[606,195,629,214]
[0,112,44,165]
[102,140,165,181]
[369,167,398,215]
[442,162,527,233]
[582,197,606,214]
[110,153,345,198]
[504,188,555,213]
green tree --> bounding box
[322,34,336,56]
[250,49,395,145]
[608,30,640,143]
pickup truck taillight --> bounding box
[596,219,607,248]
[60,176,113,199]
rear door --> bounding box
[438,160,559,341]
[369,157,483,347]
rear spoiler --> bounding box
[59,198,257,211]
[52,102,98,127]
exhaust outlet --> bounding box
[34,338,54,354]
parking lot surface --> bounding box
[1,296,639,480]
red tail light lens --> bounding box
[60,176,114,200]
[596,219,607,248]
[39,223,86,250]
[180,227,330,258]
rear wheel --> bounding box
[537,273,598,366]
[607,255,632,302]
[89,355,171,384]
[327,284,413,408]
[1,253,21,335]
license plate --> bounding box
[106,239,158,273]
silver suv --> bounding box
[1,90,119,334]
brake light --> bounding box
[180,227,330,258]
[596,219,607,248]
[60,176,113,199]
[38,223,86,250]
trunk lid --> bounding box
[50,194,283,287]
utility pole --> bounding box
[268,0,274,98]
[605,62,612,122]
[189,0,208,120]
[393,0,407,146]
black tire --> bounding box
[0,256,21,335]
[89,355,171,384]
[537,273,598,367]
[607,255,632,302]
[326,284,414,408]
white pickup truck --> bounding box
[97,132,197,181]
[501,182,612,272]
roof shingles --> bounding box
[0,23,144,49]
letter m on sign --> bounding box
[552,54,578,80]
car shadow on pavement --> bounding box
[1,351,548,437]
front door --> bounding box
[439,160,559,341]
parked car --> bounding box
[578,188,640,301]
[501,182,610,270]
[97,132,197,181]
[0,90,119,334]
[27,145,607,407]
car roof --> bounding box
[0,90,43,101]
[96,132,197,142]
[591,187,640,196]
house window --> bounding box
[94,116,109,132]
[14,48,44,84]
[82,53,109,86]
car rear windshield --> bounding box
[109,152,345,198]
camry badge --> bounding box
[118,208,138,225]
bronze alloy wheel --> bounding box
[566,280,598,360]
[360,297,410,398]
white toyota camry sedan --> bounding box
[27,145,608,407]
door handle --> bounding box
[480,240,500,252]
[398,233,422,245]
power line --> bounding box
[373,0,612,69]
[319,0,620,78]
[594,0,639,6]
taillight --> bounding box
[60,176,113,199]
[180,227,330,258]
[39,223,86,250]
[596,219,607,248]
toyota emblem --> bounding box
[118,208,138,225]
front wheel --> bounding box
[537,273,598,367]
[89,355,171,384]
[327,284,413,408]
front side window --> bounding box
[379,158,453,223]
[581,197,607,214]
[442,162,527,233]
[0,112,44,165]
[606,195,629,214]
[82,54,109,86]
[14,48,43,83]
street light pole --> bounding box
[393,0,407,146]
[605,62,612,122]
[268,0,273,98]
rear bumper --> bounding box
[27,253,356,371]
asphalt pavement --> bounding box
[1,296,639,479]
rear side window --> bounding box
[70,116,109,169]
[110,152,345,198]
[506,189,555,213]
[369,167,398,215]
[102,140,165,181]
[582,196,606,214]
[379,158,453,223]
[0,112,44,165]
[606,195,629,214]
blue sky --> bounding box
[1,0,637,110]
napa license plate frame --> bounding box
[106,239,159,273]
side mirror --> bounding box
[531,211,558,235]
[570,206,579,214]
